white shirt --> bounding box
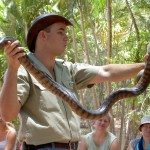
[0,140,6,150]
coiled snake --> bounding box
[0,37,150,120]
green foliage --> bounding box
[0,0,149,144]
[12,118,20,131]
[0,50,7,80]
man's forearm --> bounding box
[104,63,145,82]
[91,63,145,83]
[0,68,20,121]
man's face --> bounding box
[44,22,69,56]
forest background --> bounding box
[0,0,150,149]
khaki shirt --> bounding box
[17,53,99,145]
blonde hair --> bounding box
[92,112,112,126]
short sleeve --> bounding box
[71,63,99,89]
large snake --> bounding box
[0,37,150,120]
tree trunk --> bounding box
[78,0,99,110]
[125,0,141,62]
[106,0,116,135]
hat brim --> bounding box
[27,13,73,52]
[139,122,150,131]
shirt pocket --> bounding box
[33,81,60,110]
[62,80,74,91]
[61,68,74,91]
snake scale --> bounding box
[0,37,150,120]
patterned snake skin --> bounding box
[0,37,150,120]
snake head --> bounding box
[0,36,15,50]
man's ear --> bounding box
[38,30,47,39]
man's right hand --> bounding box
[4,40,25,71]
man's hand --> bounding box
[4,40,25,71]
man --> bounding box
[0,13,147,150]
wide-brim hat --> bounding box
[27,13,73,52]
[139,115,150,131]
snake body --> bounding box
[0,37,150,120]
